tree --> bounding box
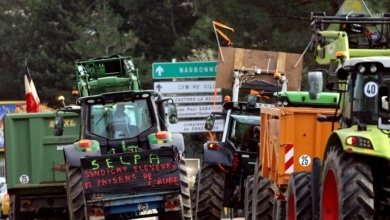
[0,0,385,106]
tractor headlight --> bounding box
[370,64,377,73]
[346,136,373,149]
[277,99,288,106]
[358,64,366,73]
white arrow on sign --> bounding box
[154,81,220,94]
[156,66,164,76]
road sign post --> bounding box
[152,61,217,79]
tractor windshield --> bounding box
[227,115,260,152]
[89,99,153,139]
[350,74,379,124]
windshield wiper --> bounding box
[96,102,117,125]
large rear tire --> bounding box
[286,171,312,220]
[192,163,224,220]
[244,175,254,220]
[273,199,286,220]
[320,146,374,219]
[66,164,86,220]
[254,175,274,220]
[375,169,390,218]
[179,159,192,220]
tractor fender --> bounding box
[170,133,185,153]
[149,133,185,153]
[203,141,233,167]
[323,132,343,163]
[63,143,101,167]
[325,125,390,159]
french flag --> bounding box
[25,63,40,113]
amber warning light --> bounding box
[208,143,221,150]
[79,139,92,148]
[156,131,169,139]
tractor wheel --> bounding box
[192,163,224,220]
[320,146,374,220]
[286,171,312,220]
[244,175,254,220]
[179,158,193,220]
[66,164,86,220]
[375,169,390,218]
[254,175,274,220]
[273,199,286,220]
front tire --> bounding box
[244,175,254,220]
[179,159,192,220]
[192,163,224,220]
[254,175,274,220]
[66,164,86,220]
[286,171,312,220]
[320,146,374,219]
[375,167,390,218]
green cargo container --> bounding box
[4,112,80,219]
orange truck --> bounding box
[244,90,340,220]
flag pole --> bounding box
[213,21,225,62]
[294,41,311,68]
[25,58,40,113]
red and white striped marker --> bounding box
[285,144,294,173]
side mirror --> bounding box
[378,117,390,130]
[167,103,178,124]
[205,114,215,130]
[325,81,348,93]
[307,71,323,100]
[336,67,348,80]
[54,114,64,136]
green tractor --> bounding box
[286,8,390,220]
[54,55,191,220]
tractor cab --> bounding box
[54,90,178,154]
[334,58,390,130]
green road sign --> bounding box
[152,61,217,79]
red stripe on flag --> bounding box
[24,64,40,113]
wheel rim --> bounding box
[322,169,338,220]
[288,192,295,220]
